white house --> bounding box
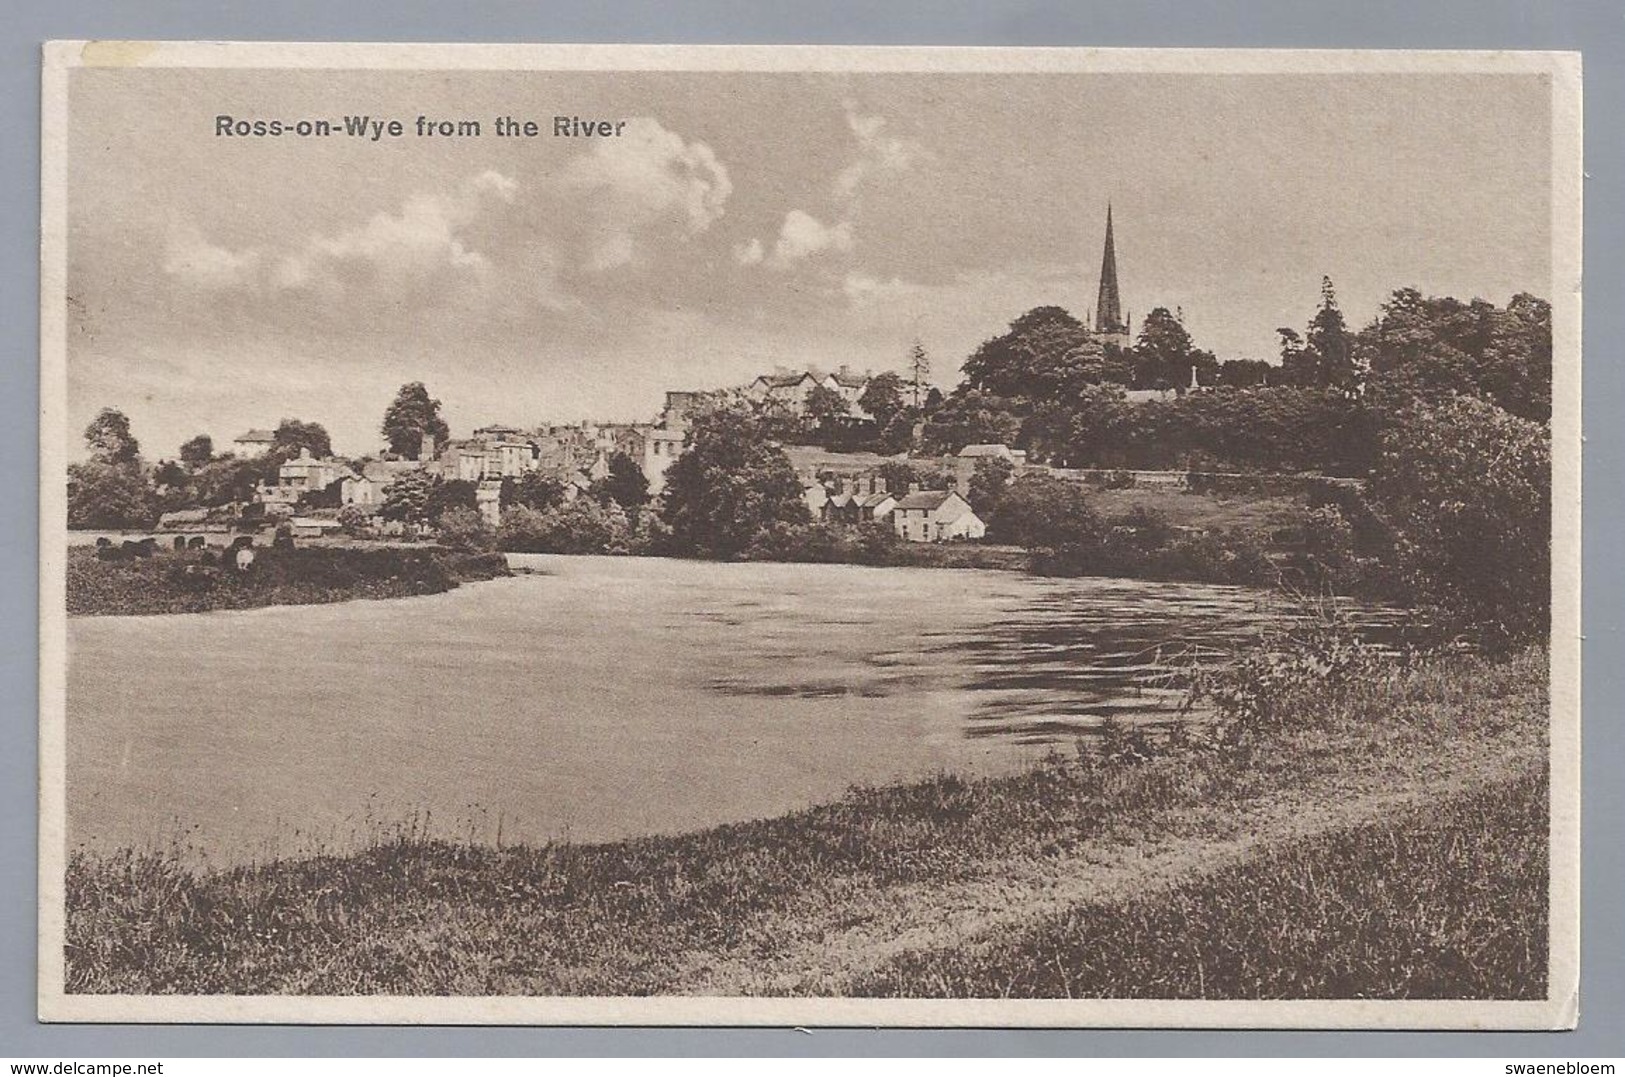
[892,490,987,543]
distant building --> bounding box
[260,448,350,508]
[342,460,419,507]
[892,490,986,543]
[232,429,276,458]
[746,366,883,420]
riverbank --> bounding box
[64,646,1547,997]
[65,545,510,616]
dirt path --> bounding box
[672,728,1545,996]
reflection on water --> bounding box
[66,554,1393,862]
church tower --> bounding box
[1094,204,1130,347]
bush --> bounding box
[436,506,492,551]
[497,499,631,555]
[1368,395,1550,647]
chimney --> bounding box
[420,432,437,460]
[909,481,921,494]
[840,476,855,496]
[874,476,887,494]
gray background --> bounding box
[4,0,1619,1058]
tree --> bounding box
[381,382,451,459]
[961,307,1094,400]
[378,469,437,525]
[967,456,1016,519]
[498,500,631,555]
[1369,394,1549,647]
[272,418,333,461]
[909,339,932,407]
[1217,358,1274,388]
[503,471,569,513]
[919,388,1023,453]
[83,408,140,466]
[592,451,650,513]
[67,460,158,529]
[178,434,215,470]
[1306,276,1357,391]
[435,506,492,551]
[425,478,478,522]
[1357,288,1551,423]
[803,384,850,438]
[988,472,1102,555]
[858,371,906,425]
[1130,307,1198,390]
[658,400,810,558]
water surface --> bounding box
[67,554,1346,863]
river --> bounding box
[65,554,1354,864]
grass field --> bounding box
[64,646,1547,998]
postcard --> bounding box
[39,42,1581,1027]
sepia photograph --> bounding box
[37,43,1581,1028]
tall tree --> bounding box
[178,434,215,470]
[83,407,140,467]
[381,382,451,459]
[67,461,158,529]
[659,400,809,557]
[909,339,932,407]
[272,418,333,461]
[1306,276,1357,391]
[1131,307,1198,390]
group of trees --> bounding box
[68,382,460,530]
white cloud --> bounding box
[732,237,765,266]
[769,210,853,268]
[833,102,925,200]
[162,226,262,290]
[556,118,733,271]
[273,170,517,296]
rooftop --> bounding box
[894,490,957,511]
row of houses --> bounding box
[798,473,988,543]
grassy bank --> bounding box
[64,647,1547,997]
[65,545,510,616]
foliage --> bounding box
[591,451,650,513]
[803,384,850,427]
[271,418,333,462]
[502,472,569,513]
[435,507,493,551]
[425,478,478,522]
[381,382,451,459]
[919,388,1023,454]
[988,472,1102,552]
[1131,306,1213,390]
[377,469,437,525]
[337,504,371,537]
[64,544,509,616]
[658,400,810,558]
[966,456,1015,520]
[83,408,141,466]
[178,435,214,470]
[1368,395,1550,647]
[1358,289,1552,422]
[497,499,630,555]
[67,460,160,530]
[858,371,906,425]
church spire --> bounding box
[1095,203,1125,336]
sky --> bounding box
[64,66,1554,459]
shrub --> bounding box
[1368,395,1550,647]
[436,507,493,551]
[497,499,631,555]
